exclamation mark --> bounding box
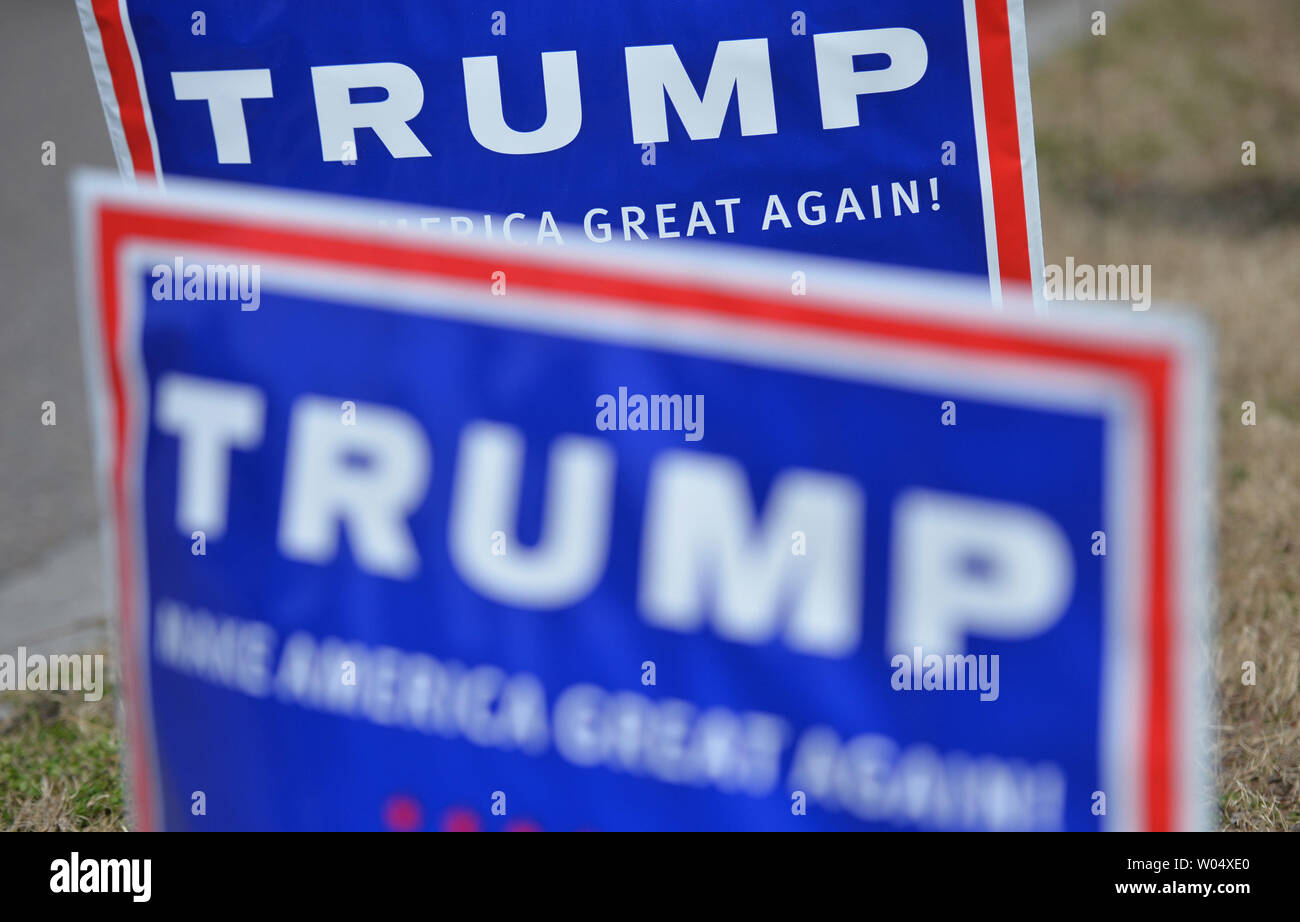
[930,177,941,211]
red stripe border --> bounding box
[91,0,155,177]
[975,0,1034,288]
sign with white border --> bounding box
[77,0,1046,309]
[76,171,1209,831]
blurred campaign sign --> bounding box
[77,0,1044,306]
[75,172,1209,831]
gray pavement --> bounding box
[0,0,1123,656]
[1,1,113,655]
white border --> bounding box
[963,0,1003,308]
[115,250,165,827]
[1178,326,1217,831]
[1007,0,1048,312]
[75,0,135,180]
[77,170,1213,356]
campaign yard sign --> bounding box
[77,0,1044,307]
[76,172,1210,831]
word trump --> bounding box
[170,28,928,163]
[154,373,1074,660]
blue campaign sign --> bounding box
[76,174,1209,831]
[78,0,1043,305]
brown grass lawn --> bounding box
[1033,0,1300,828]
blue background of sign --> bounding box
[133,269,1109,831]
[123,1,991,282]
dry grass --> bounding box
[1032,0,1300,829]
[0,688,125,831]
